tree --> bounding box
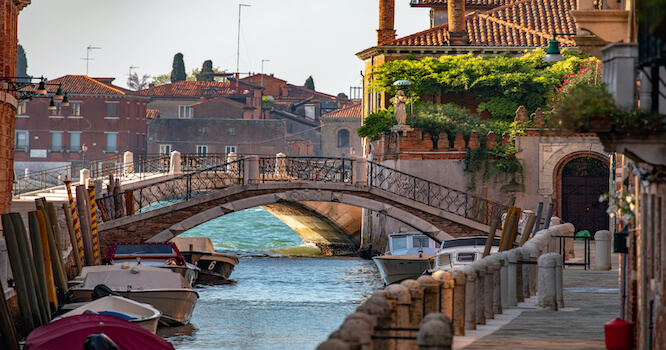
[151,74,170,86]
[127,72,151,91]
[17,44,28,78]
[337,92,348,99]
[197,60,215,81]
[170,53,186,83]
[304,76,315,90]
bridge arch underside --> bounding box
[98,183,489,256]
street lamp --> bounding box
[544,32,576,62]
[82,143,88,168]
[393,79,413,118]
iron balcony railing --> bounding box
[258,156,352,183]
[367,161,508,226]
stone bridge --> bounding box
[91,155,508,255]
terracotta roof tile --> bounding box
[279,84,337,101]
[138,81,255,98]
[321,103,362,119]
[21,75,127,95]
[146,109,160,119]
[411,0,517,7]
[389,0,577,47]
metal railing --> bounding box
[259,156,352,183]
[367,161,508,226]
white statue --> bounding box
[393,90,408,125]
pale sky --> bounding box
[18,1,429,97]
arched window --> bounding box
[337,129,350,148]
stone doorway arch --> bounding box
[554,152,610,234]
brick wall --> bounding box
[378,0,396,45]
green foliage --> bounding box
[548,84,616,132]
[304,76,315,90]
[17,44,28,78]
[412,103,486,148]
[262,96,275,108]
[197,60,215,81]
[127,72,151,91]
[357,109,396,141]
[170,53,186,83]
[337,92,349,99]
[370,50,592,119]
[151,74,170,86]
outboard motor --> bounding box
[83,333,119,350]
[91,284,120,300]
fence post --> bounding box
[595,230,612,270]
[448,269,466,336]
[537,252,558,310]
[245,155,260,185]
[356,157,367,186]
[169,151,181,175]
[123,151,134,174]
[431,270,454,321]
[418,275,440,316]
[386,284,412,350]
[275,153,286,179]
[471,262,486,325]
[458,266,476,330]
[79,168,90,186]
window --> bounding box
[69,132,81,152]
[179,105,193,119]
[227,128,236,135]
[337,129,350,148]
[50,102,62,116]
[15,130,28,151]
[225,146,237,154]
[159,144,172,155]
[51,132,63,152]
[106,102,118,117]
[70,102,81,116]
[17,101,26,115]
[105,133,117,152]
[304,104,315,120]
[197,145,208,155]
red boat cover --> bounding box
[24,314,175,350]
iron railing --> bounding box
[367,161,508,226]
[259,156,352,183]
[95,159,244,221]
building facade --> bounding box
[320,103,363,158]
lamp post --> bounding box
[236,4,251,82]
[543,32,576,62]
[82,143,88,169]
[392,79,413,119]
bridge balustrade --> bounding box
[258,156,353,183]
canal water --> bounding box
[157,207,383,350]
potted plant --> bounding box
[548,84,616,133]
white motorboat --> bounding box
[68,264,199,326]
[52,295,162,334]
[372,231,440,285]
[426,236,500,273]
[103,242,200,286]
[171,237,238,284]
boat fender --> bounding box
[121,262,130,269]
[131,266,141,274]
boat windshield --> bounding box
[412,236,430,249]
[436,253,452,268]
[391,236,408,251]
[114,244,175,256]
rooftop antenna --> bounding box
[81,45,101,76]
[236,3,251,90]
[128,65,139,78]
[261,59,270,86]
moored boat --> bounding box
[171,237,239,284]
[68,264,199,326]
[426,236,500,273]
[52,295,162,334]
[372,231,440,285]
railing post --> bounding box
[245,155,260,185]
[275,153,286,180]
[123,151,134,174]
[356,157,367,186]
[170,151,182,175]
[79,168,90,186]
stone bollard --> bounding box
[537,253,558,310]
[372,290,398,350]
[356,157,368,186]
[498,252,509,310]
[401,279,425,349]
[555,253,564,309]
[418,275,440,316]
[335,315,374,350]
[481,259,495,320]
[356,296,391,350]
[487,255,503,315]
[317,338,350,350]
[169,150,181,174]
[448,269,466,336]
[417,313,453,350]
[471,262,486,325]
[80,168,90,186]
[245,155,260,185]
[594,230,612,270]
[386,284,412,350]
[507,250,520,306]
[458,266,477,330]
[514,248,525,303]
[123,151,134,173]
[431,270,454,321]
[522,242,540,297]
[275,153,287,179]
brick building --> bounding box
[0,0,31,214]
[14,75,150,172]
[320,103,363,158]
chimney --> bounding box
[148,83,154,96]
[377,0,396,45]
[447,0,469,45]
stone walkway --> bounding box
[454,241,621,349]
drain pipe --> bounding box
[648,299,653,350]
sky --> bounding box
[18,1,430,97]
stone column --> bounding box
[595,230,612,270]
[482,259,495,320]
[417,313,453,350]
[169,151,181,175]
[487,255,503,315]
[123,151,134,173]
[370,290,397,350]
[522,241,540,297]
[448,269,466,336]
[537,253,558,310]
[507,250,519,306]
[275,153,286,179]
[458,266,476,330]
[418,275,440,316]
[386,284,412,350]
[79,168,90,186]
[431,270,454,320]
[245,155,260,185]
[356,157,368,186]
[555,253,564,309]
[335,313,374,350]
[471,262,486,325]
[401,279,425,347]
[499,252,509,309]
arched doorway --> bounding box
[560,156,610,234]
